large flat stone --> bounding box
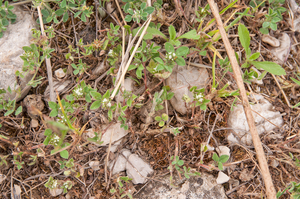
[0,6,36,101]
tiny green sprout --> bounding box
[0,155,8,166]
[27,155,37,166]
[155,113,168,127]
[171,156,184,172]
[212,153,229,170]
[189,86,210,111]
[277,181,300,199]
[183,166,201,179]
[172,128,181,136]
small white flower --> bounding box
[227,81,231,85]
[108,49,113,56]
[74,87,83,96]
[107,102,111,107]
[173,52,176,57]
[103,98,108,103]
[195,93,203,100]
[52,180,58,189]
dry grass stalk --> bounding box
[207,0,276,198]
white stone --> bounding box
[126,154,154,184]
[227,96,283,145]
[216,146,230,158]
[44,80,72,102]
[116,78,134,102]
[166,67,209,114]
[100,123,128,146]
[262,34,280,47]
[49,188,63,197]
[216,171,230,184]
[89,161,100,171]
[55,68,66,79]
[270,33,291,62]
[109,149,131,175]
[135,172,227,199]
[0,6,36,101]
[84,123,128,152]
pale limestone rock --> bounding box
[0,6,36,101]
[166,67,209,114]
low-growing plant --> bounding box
[123,0,154,23]
[212,153,229,170]
[238,23,286,76]
[277,181,300,199]
[155,113,168,127]
[0,0,16,38]
[110,176,133,199]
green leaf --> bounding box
[238,24,250,55]
[15,106,22,116]
[249,52,260,61]
[154,116,161,121]
[212,153,219,162]
[270,23,277,31]
[251,61,286,75]
[90,100,101,110]
[219,155,229,163]
[55,9,65,16]
[176,46,189,56]
[175,57,186,66]
[218,162,224,170]
[91,91,102,100]
[177,159,184,166]
[60,150,69,159]
[49,109,58,117]
[291,77,300,86]
[177,29,200,40]
[63,12,69,22]
[168,25,176,41]
[161,113,168,121]
[259,27,269,34]
[262,21,270,28]
[125,15,132,22]
[159,121,164,127]
[144,6,154,14]
[165,42,174,53]
[154,57,164,64]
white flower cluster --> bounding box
[50,180,58,189]
[195,93,204,103]
[108,49,113,56]
[132,10,141,19]
[166,52,176,61]
[102,98,111,107]
[73,87,83,97]
[50,134,60,146]
[62,182,70,189]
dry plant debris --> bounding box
[1,0,300,198]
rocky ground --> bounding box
[1,0,300,198]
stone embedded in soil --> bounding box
[227,95,283,146]
[216,146,230,158]
[24,94,45,119]
[166,66,209,115]
[116,78,134,103]
[109,149,153,184]
[216,171,230,184]
[270,33,291,63]
[0,6,36,101]
[262,34,280,47]
[89,161,101,171]
[109,149,131,175]
[49,188,63,197]
[134,172,227,199]
[84,123,128,152]
[44,80,72,103]
[126,153,154,184]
